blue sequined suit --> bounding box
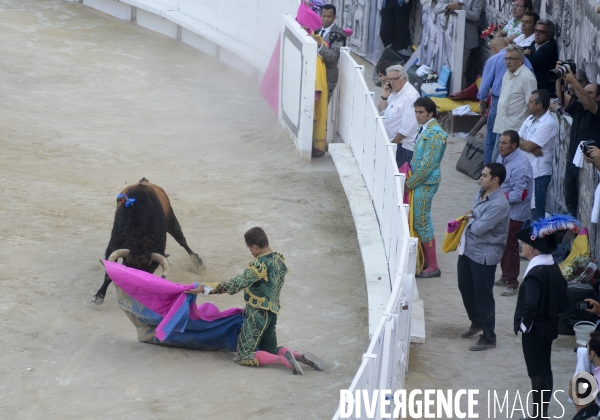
[406,120,448,243]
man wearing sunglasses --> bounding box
[524,19,558,96]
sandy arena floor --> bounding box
[0,1,369,419]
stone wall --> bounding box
[330,0,371,57]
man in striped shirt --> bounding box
[495,130,534,296]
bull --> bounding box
[93,178,204,304]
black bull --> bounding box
[92,178,204,304]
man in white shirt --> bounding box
[493,0,531,43]
[512,11,538,48]
[518,89,558,222]
[492,45,538,162]
[378,64,420,167]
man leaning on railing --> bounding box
[378,65,420,168]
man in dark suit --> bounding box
[514,217,571,419]
[524,18,558,96]
[312,4,347,104]
[379,0,412,52]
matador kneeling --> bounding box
[187,227,327,375]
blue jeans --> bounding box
[395,146,413,168]
[483,96,499,165]
[530,175,551,222]
[491,132,502,164]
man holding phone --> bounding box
[378,65,420,167]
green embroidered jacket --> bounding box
[204,251,287,314]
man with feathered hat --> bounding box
[514,215,578,418]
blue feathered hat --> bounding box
[516,214,582,254]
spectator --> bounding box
[568,376,600,420]
[378,65,420,167]
[379,0,412,52]
[512,11,539,48]
[376,60,393,87]
[479,40,534,165]
[514,215,573,419]
[551,71,589,114]
[588,332,600,389]
[584,145,600,172]
[313,4,347,103]
[518,90,558,222]
[493,0,531,43]
[495,130,533,297]
[405,97,448,278]
[572,321,600,414]
[458,163,510,351]
[557,69,600,217]
[491,45,538,163]
[524,19,559,96]
[433,0,484,89]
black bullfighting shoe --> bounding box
[300,352,328,371]
[284,350,304,375]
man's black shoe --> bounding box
[460,325,483,338]
[312,147,326,158]
[469,337,496,351]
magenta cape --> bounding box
[102,261,243,351]
[259,2,323,113]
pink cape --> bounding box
[102,260,242,341]
[398,162,411,204]
[259,2,322,113]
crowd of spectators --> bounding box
[369,4,600,417]
[309,0,600,416]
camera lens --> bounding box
[548,67,565,82]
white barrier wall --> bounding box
[81,0,299,75]
[337,49,413,285]
[279,16,317,162]
[334,271,416,420]
[330,48,420,419]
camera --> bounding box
[581,140,597,158]
[576,300,592,310]
[548,59,577,82]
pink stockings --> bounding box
[277,347,302,360]
[255,351,292,368]
[254,348,301,369]
[421,239,439,272]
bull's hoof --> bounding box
[91,295,104,304]
[190,253,206,269]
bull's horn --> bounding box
[151,253,170,278]
[108,249,130,262]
